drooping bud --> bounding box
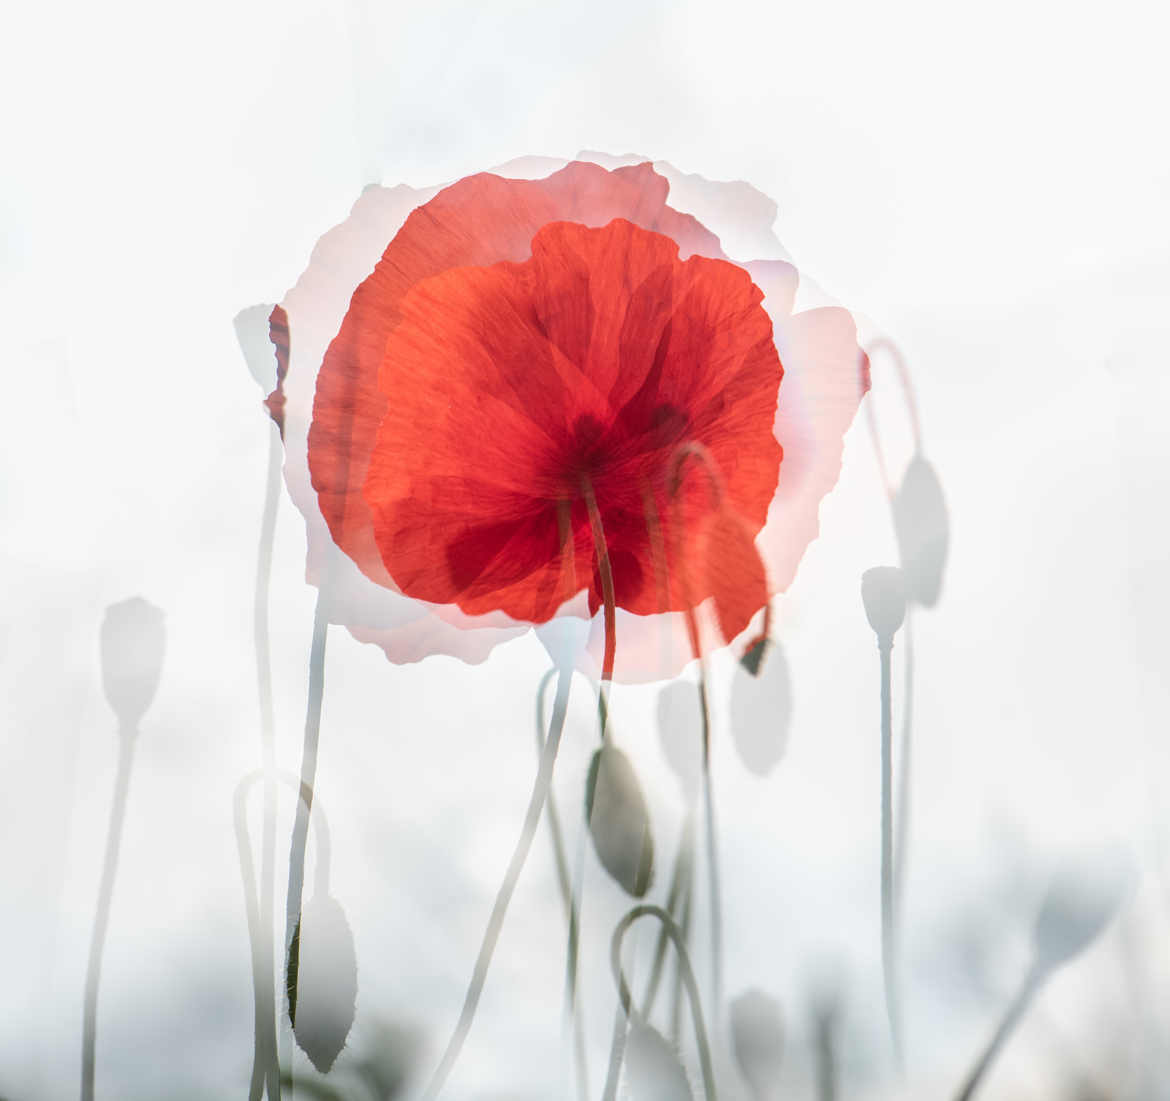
[585,741,654,897]
[730,988,785,1101]
[729,641,792,777]
[656,681,703,806]
[625,1018,693,1100]
[1031,849,1135,973]
[291,893,358,1073]
[892,454,948,607]
[100,597,166,730]
[860,567,906,643]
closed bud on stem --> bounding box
[100,597,166,731]
[291,893,358,1073]
[860,567,906,644]
[585,741,655,898]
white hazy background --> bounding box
[3,0,1169,1098]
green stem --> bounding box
[879,638,902,1067]
[240,768,333,1098]
[285,593,329,1033]
[253,421,282,1101]
[421,665,573,1100]
[602,904,718,1101]
[670,862,695,1045]
[81,728,138,1101]
[640,812,695,1017]
[536,668,589,1101]
[581,476,616,737]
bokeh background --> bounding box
[2,0,1169,1097]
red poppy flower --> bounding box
[273,155,868,678]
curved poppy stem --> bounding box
[535,668,589,1101]
[421,664,573,1101]
[864,338,923,497]
[249,420,282,1101]
[602,904,718,1101]
[581,476,616,737]
[81,726,138,1101]
[236,767,332,1100]
[284,592,329,1032]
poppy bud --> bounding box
[730,989,785,1101]
[291,893,358,1073]
[656,681,703,806]
[729,642,792,777]
[585,742,654,897]
[892,455,948,607]
[1031,850,1135,973]
[100,597,165,730]
[860,567,906,643]
[233,303,279,392]
[624,1018,693,1100]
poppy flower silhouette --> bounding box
[273,155,868,678]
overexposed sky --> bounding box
[3,0,1169,1097]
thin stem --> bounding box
[698,675,723,1011]
[284,593,329,1028]
[894,611,914,921]
[641,811,695,1017]
[879,639,902,1067]
[421,665,573,1100]
[813,1002,839,1101]
[953,966,1045,1101]
[581,477,616,737]
[81,728,138,1101]
[678,600,723,1011]
[669,866,695,1045]
[535,668,589,1101]
[254,421,282,1101]
[238,767,333,1099]
[669,443,725,1013]
[604,904,719,1101]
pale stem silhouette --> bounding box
[81,727,137,1101]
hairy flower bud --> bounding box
[291,893,358,1073]
[585,742,654,897]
